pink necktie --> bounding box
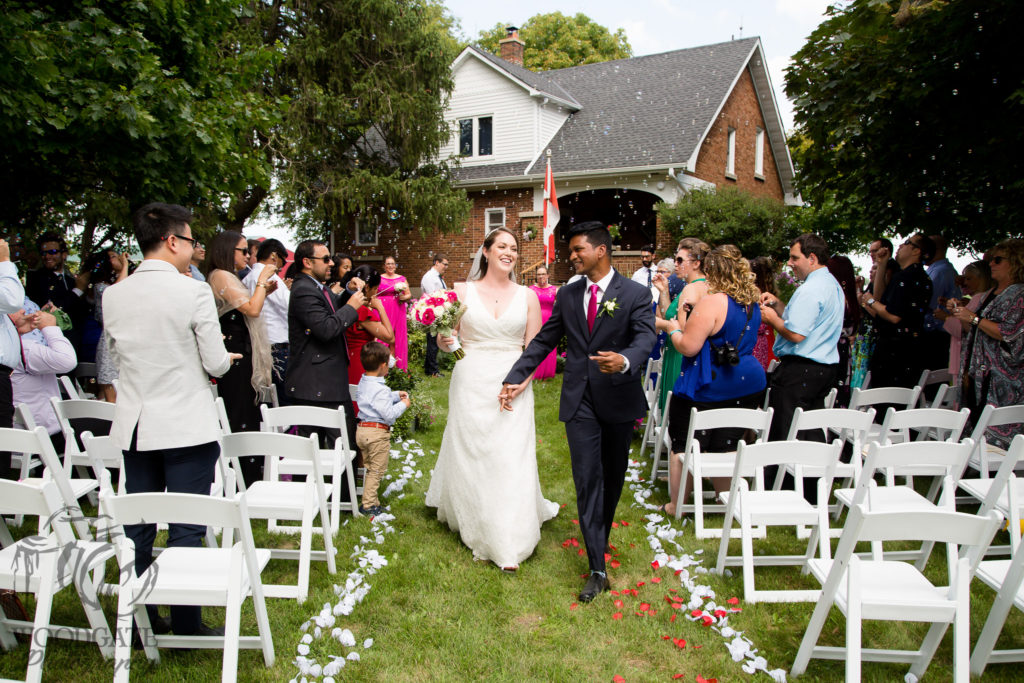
[587,284,599,333]
[323,287,336,312]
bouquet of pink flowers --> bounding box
[409,289,468,360]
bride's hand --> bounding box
[499,381,527,411]
[439,334,457,351]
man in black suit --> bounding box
[25,231,89,354]
[285,240,365,447]
[502,221,656,603]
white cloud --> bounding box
[616,19,667,55]
[774,0,833,26]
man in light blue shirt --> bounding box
[922,234,961,370]
[0,237,26,478]
[759,233,844,443]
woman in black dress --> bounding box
[206,231,277,485]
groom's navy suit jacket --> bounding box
[505,270,656,423]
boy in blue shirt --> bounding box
[354,341,410,516]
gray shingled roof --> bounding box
[452,161,531,181]
[453,38,760,182]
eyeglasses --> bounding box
[307,255,332,264]
[40,249,64,256]
[162,234,197,247]
[902,240,922,250]
[988,256,1006,265]
[233,247,247,254]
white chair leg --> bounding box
[740,506,756,603]
[25,553,58,683]
[791,583,832,675]
[75,574,114,658]
[970,568,1018,675]
[222,577,242,683]
[297,497,314,604]
[675,452,690,521]
[250,582,275,668]
[846,559,862,683]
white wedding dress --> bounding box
[425,282,559,567]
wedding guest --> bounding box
[826,255,862,407]
[188,241,206,281]
[420,254,448,377]
[105,202,236,637]
[243,239,290,400]
[92,250,130,402]
[378,255,412,370]
[662,245,766,515]
[647,258,676,363]
[0,237,25,479]
[207,231,276,486]
[285,241,364,450]
[25,231,89,355]
[11,304,76,453]
[343,265,394,387]
[937,260,991,378]
[237,238,260,280]
[354,341,410,516]
[867,237,900,299]
[631,243,658,302]
[749,256,779,371]
[922,234,961,370]
[327,252,353,294]
[761,234,844,442]
[949,239,1024,445]
[860,233,934,388]
[528,265,559,379]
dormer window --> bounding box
[458,116,494,157]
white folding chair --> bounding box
[50,397,115,504]
[57,375,80,400]
[222,431,337,603]
[876,406,970,446]
[958,435,1024,555]
[260,404,359,530]
[11,404,43,479]
[970,447,1024,674]
[914,368,953,407]
[848,384,922,446]
[0,479,115,683]
[641,357,660,412]
[714,439,842,603]
[791,504,1002,682]
[103,491,274,683]
[833,439,975,569]
[963,404,1024,478]
[10,426,96,540]
[643,374,673,481]
[675,407,773,539]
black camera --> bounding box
[711,342,740,367]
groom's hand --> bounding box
[590,351,626,374]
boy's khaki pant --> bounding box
[355,425,391,508]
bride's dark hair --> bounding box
[473,227,518,280]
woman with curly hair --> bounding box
[659,245,767,516]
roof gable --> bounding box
[452,46,580,110]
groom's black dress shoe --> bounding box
[578,573,610,603]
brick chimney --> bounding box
[499,26,525,67]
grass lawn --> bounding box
[2,371,1024,682]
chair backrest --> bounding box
[849,385,922,413]
[974,435,1024,513]
[50,397,115,457]
[0,478,76,544]
[858,439,975,492]
[878,406,970,444]
[731,439,843,490]
[823,387,838,410]
[970,404,1024,442]
[918,367,953,388]
[260,403,352,451]
[929,383,958,410]
[787,407,876,445]
[686,407,773,453]
[82,432,125,496]
[57,375,80,400]
[766,358,780,374]
[14,403,38,431]
[221,431,324,492]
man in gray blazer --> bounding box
[105,202,239,637]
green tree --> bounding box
[657,188,797,261]
[785,0,1024,252]
[476,12,631,71]
[258,0,471,239]
[0,1,281,251]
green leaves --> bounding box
[475,12,632,72]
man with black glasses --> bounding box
[860,233,935,388]
[104,202,238,637]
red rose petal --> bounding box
[611,521,619,528]
[610,590,620,596]
[651,577,662,583]
[608,543,617,551]
[674,569,683,576]
[651,560,660,569]
[570,603,578,610]
[614,599,624,608]
[612,612,623,620]
[572,519,579,525]
[669,588,677,592]
[636,581,646,587]
[639,603,651,612]
[690,610,703,617]
[673,675,685,680]
[673,637,686,649]
[610,560,621,569]
[696,676,717,683]
[662,635,670,640]
[701,616,714,626]
[726,597,739,605]
[613,676,625,683]
[578,548,585,556]
[713,609,727,618]
[620,520,630,526]
[604,553,612,562]
[670,614,677,623]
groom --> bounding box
[501,221,656,602]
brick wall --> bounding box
[692,67,785,201]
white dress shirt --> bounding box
[0,261,26,368]
[583,268,629,372]
[104,259,232,450]
[631,265,658,302]
[421,267,445,295]
[243,262,290,344]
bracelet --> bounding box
[669,329,682,336]
[257,281,269,289]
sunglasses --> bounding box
[988,256,1006,265]
[41,248,64,256]
[162,234,197,247]
[675,256,695,264]
[902,240,922,250]
[307,255,332,264]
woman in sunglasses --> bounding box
[948,239,1024,446]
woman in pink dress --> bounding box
[528,265,559,379]
[378,255,413,369]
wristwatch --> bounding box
[864,298,875,307]
[972,315,981,327]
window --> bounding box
[456,115,494,157]
[754,128,765,179]
[459,119,473,156]
[477,117,492,156]
[485,208,505,230]
[725,127,736,179]
[354,219,378,247]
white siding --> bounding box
[438,57,538,166]
[538,102,571,155]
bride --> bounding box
[425,227,559,570]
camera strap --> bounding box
[734,303,754,349]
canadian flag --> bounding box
[542,159,559,266]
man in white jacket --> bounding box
[104,202,239,637]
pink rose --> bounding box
[421,308,436,325]
[429,296,444,307]
[446,290,458,303]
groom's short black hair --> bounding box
[566,221,611,251]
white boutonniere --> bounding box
[599,298,619,318]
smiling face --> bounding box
[306,244,333,283]
[40,241,65,271]
[384,256,397,275]
[988,249,1011,287]
[485,231,518,275]
[535,267,549,287]
[569,233,604,279]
